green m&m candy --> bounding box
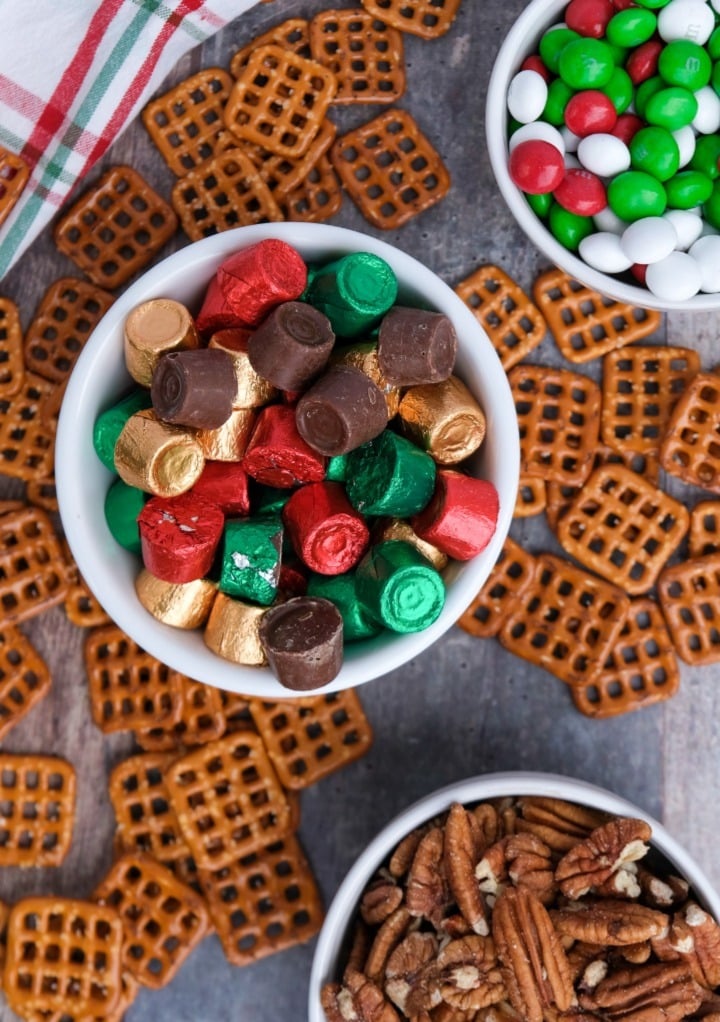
[633,0,671,8]
[539,26,580,73]
[600,67,633,113]
[712,61,720,96]
[104,478,145,554]
[658,40,712,90]
[608,171,667,220]
[543,79,575,124]
[606,7,657,47]
[527,191,553,218]
[558,38,616,89]
[708,25,720,61]
[703,181,720,229]
[666,171,714,209]
[644,87,698,130]
[629,126,680,181]
[690,135,720,179]
[548,202,594,250]
[635,75,664,117]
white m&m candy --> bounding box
[657,0,715,44]
[579,232,633,273]
[621,217,678,265]
[509,121,565,155]
[646,251,703,300]
[507,70,548,124]
[577,134,631,178]
[689,235,720,292]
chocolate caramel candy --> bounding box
[295,365,388,456]
[259,596,344,690]
[412,469,499,561]
[247,301,335,391]
[377,307,457,386]
[398,375,486,464]
[196,240,308,334]
[151,349,236,429]
[124,299,199,386]
[283,481,370,575]
[332,341,401,418]
[138,493,225,584]
[135,569,217,629]
[114,410,205,497]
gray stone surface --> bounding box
[0,1,719,1020]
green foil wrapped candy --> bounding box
[307,571,381,641]
[104,477,145,554]
[218,515,283,605]
[356,540,445,634]
[93,388,153,471]
[346,430,436,517]
[305,252,398,338]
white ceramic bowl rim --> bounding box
[56,223,519,698]
[308,770,720,1021]
[485,0,720,312]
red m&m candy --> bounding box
[565,0,614,38]
[611,113,645,145]
[521,54,551,82]
[626,40,663,85]
[564,90,617,136]
[553,168,607,215]
[509,139,566,194]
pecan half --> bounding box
[506,832,556,905]
[321,968,401,1022]
[475,838,510,898]
[347,919,372,974]
[390,823,434,879]
[406,827,452,929]
[578,961,703,1021]
[636,867,689,911]
[436,935,506,1012]
[555,818,651,900]
[365,907,414,983]
[516,798,610,855]
[551,899,669,946]
[654,902,720,989]
[492,885,575,1022]
[474,1001,523,1021]
[361,873,404,926]
[385,931,442,1016]
[472,802,504,851]
[445,802,490,936]
[616,940,652,965]
[567,942,608,985]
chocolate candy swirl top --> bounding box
[248,301,335,391]
[151,348,236,429]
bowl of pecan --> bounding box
[309,771,720,1021]
[56,222,518,698]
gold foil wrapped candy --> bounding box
[194,407,256,461]
[204,593,267,665]
[124,298,199,386]
[398,375,486,464]
[135,570,217,629]
[114,409,205,497]
[378,518,448,571]
[209,329,278,408]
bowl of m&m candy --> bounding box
[56,223,518,698]
[487,0,720,308]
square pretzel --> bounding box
[0,625,51,742]
[359,0,462,38]
[280,153,343,222]
[224,44,337,158]
[83,624,183,734]
[509,364,601,486]
[165,732,293,871]
[660,372,720,492]
[309,8,405,104]
[0,297,24,399]
[601,345,700,456]
[498,553,631,687]
[23,277,114,385]
[0,755,76,867]
[532,267,662,363]
[331,108,450,229]
[248,690,373,789]
[142,68,235,177]
[572,598,679,718]
[220,689,254,733]
[689,499,720,557]
[457,537,538,640]
[171,149,284,242]
[556,463,689,596]
[0,146,29,228]
[94,853,209,989]
[454,265,547,371]
[135,677,226,751]
[109,752,193,870]
[229,18,311,78]
[0,506,68,625]
[53,166,178,289]
[198,835,323,966]
[243,117,337,198]
[658,553,720,665]
[3,898,123,1017]
[61,541,111,628]
[0,372,55,481]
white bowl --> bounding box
[486,0,720,312]
[309,770,720,1020]
[56,223,518,698]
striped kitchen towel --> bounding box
[0,0,259,280]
